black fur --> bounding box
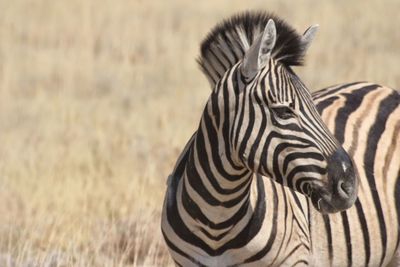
[198,11,307,86]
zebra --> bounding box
[161,11,400,266]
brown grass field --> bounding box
[0,0,399,266]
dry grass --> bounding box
[0,0,399,266]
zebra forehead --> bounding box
[198,11,307,89]
[258,67,300,106]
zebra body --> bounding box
[311,82,400,267]
[161,12,400,266]
[162,82,400,266]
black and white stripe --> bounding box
[311,82,400,267]
[162,11,400,266]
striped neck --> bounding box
[178,89,258,240]
[179,148,257,249]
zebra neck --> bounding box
[179,130,256,230]
[188,123,252,196]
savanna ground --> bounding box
[0,0,399,266]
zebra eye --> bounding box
[271,106,296,120]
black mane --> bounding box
[197,11,307,87]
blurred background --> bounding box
[0,0,399,266]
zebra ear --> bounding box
[241,19,276,81]
[300,24,319,52]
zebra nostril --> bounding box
[337,180,352,199]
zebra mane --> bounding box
[198,11,307,87]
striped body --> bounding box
[162,82,400,266]
[161,11,400,267]
[311,82,400,266]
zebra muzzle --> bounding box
[309,148,359,213]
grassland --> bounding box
[0,0,399,266]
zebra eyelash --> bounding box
[270,105,297,120]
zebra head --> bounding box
[232,19,358,213]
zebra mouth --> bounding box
[310,190,335,213]
[305,185,356,214]
[305,183,342,214]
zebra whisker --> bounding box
[317,198,322,211]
